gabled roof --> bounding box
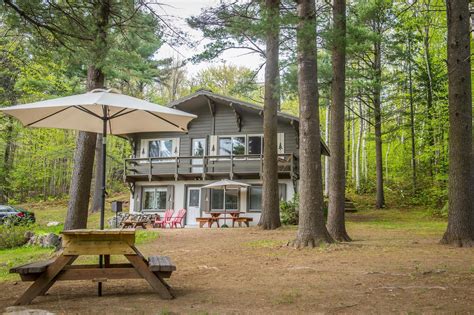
[167,89,330,155]
[168,89,299,121]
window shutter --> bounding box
[136,186,142,212]
[277,133,285,154]
[166,185,175,209]
[140,140,149,158]
[201,188,210,212]
[209,135,218,156]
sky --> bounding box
[152,0,264,79]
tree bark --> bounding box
[64,0,110,230]
[373,38,385,209]
[89,134,103,213]
[355,99,363,193]
[324,105,330,198]
[421,8,435,178]
[0,117,15,203]
[290,0,333,248]
[259,0,281,230]
[440,0,474,247]
[327,0,350,242]
[64,66,105,230]
[407,36,417,194]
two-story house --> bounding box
[124,90,329,226]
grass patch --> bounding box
[0,246,54,281]
[273,290,301,305]
[245,239,283,249]
[136,230,159,245]
[346,206,446,235]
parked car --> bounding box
[0,205,35,224]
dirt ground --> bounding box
[1,217,474,314]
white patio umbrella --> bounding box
[0,88,196,296]
[202,179,250,228]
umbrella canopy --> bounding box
[0,89,196,134]
[202,179,250,190]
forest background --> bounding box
[0,0,458,217]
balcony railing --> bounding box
[124,154,298,182]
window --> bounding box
[218,136,246,156]
[149,139,175,158]
[210,189,239,210]
[248,135,263,155]
[247,184,287,212]
[142,187,167,211]
[248,186,262,211]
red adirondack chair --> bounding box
[169,209,187,228]
[153,209,174,228]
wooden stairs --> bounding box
[323,198,358,213]
[345,198,357,213]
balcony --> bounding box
[124,154,298,182]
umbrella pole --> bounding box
[98,108,108,297]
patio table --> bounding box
[10,229,174,305]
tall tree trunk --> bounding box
[0,117,15,203]
[407,37,417,193]
[64,1,110,230]
[324,106,330,197]
[440,0,474,247]
[373,38,385,209]
[355,99,363,193]
[90,134,103,213]
[64,67,105,230]
[327,0,350,242]
[345,107,350,178]
[422,16,435,178]
[351,109,355,184]
[259,0,281,230]
[290,0,333,248]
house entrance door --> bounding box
[186,187,201,226]
[191,138,206,173]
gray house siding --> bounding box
[132,98,298,158]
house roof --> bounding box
[167,89,330,155]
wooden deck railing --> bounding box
[124,153,298,181]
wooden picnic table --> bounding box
[121,220,148,229]
[10,229,175,305]
[196,212,253,228]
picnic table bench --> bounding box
[9,229,176,305]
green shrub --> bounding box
[280,194,328,225]
[280,194,299,225]
[0,223,31,249]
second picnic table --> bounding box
[10,229,176,305]
[196,211,253,228]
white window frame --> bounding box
[140,138,179,163]
[142,187,168,212]
[217,135,247,160]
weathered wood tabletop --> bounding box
[11,228,174,305]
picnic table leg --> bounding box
[125,254,174,299]
[39,255,78,296]
[104,255,111,267]
[14,255,77,306]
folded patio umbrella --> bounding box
[202,180,250,228]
